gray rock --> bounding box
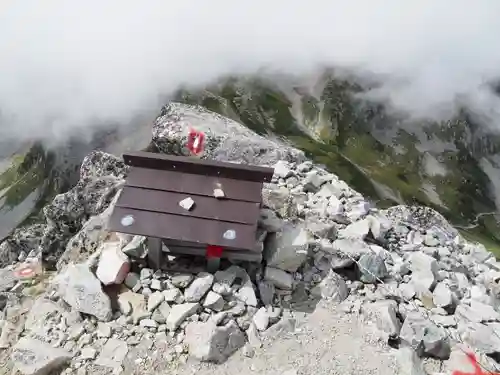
[400,312,450,359]
[158,301,171,320]
[55,263,112,321]
[163,288,184,304]
[122,235,147,258]
[397,346,426,375]
[203,292,225,312]
[330,238,370,260]
[0,268,15,292]
[362,300,401,337]
[171,273,194,288]
[185,320,246,363]
[214,265,241,286]
[340,219,370,240]
[264,267,293,290]
[258,281,275,306]
[124,272,140,290]
[464,322,500,355]
[11,337,71,375]
[310,270,349,302]
[455,301,500,323]
[264,223,310,272]
[184,273,214,302]
[235,273,258,307]
[24,298,61,333]
[95,339,128,369]
[358,253,388,283]
[258,209,283,233]
[166,303,199,331]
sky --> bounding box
[1,0,500,143]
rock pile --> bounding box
[1,103,500,374]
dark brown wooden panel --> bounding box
[116,187,259,225]
[108,206,257,250]
[162,243,262,262]
[125,167,263,203]
[123,151,274,183]
[163,238,262,253]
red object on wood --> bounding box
[206,245,223,258]
[187,128,205,156]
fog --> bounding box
[1,0,500,143]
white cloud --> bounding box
[1,0,500,142]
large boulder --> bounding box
[264,222,311,272]
[39,151,126,266]
[152,103,305,166]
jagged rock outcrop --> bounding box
[153,102,306,166]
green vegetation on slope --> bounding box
[175,75,500,252]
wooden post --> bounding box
[147,237,163,270]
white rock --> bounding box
[273,161,292,179]
[140,319,158,328]
[96,242,130,285]
[166,303,199,331]
[163,288,184,304]
[409,252,439,292]
[80,347,97,360]
[96,323,112,338]
[179,197,195,211]
[203,291,225,312]
[433,283,455,308]
[95,339,128,369]
[185,320,245,363]
[147,292,165,312]
[213,188,225,198]
[55,264,112,321]
[150,279,162,291]
[11,337,71,375]
[184,273,214,302]
[253,307,270,331]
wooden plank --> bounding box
[123,151,274,183]
[125,167,263,203]
[108,206,258,250]
[163,238,262,253]
[116,187,260,225]
[162,243,262,262]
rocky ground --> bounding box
[1,103,500,375]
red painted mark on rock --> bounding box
[452,352,500,375]
[187,128,205,156]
